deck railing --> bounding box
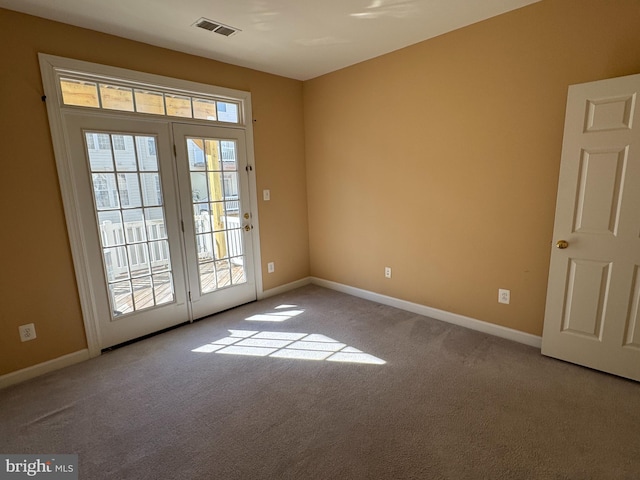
[99,214,244,281]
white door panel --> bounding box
[173,124,256,319]
[542,73,640,381]
[65,113,190,348]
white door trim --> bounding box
[39,54,263,356]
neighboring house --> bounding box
[86,131,244,306]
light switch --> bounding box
[263,189,271,201]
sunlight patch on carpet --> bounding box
[244,305,305,322]
[192,329,385,365]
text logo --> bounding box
[0,455,77,480]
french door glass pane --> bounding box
[85,131,175,317]
[186,137,246,294]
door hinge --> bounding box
[181,220,185,232]
[188,291,192,301]
[173,144,177,156]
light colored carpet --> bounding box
[1,285,638,479]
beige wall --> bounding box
[304,0,640,336]
[0,9,309,375]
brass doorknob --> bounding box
[243,213,250,219]
[556,240,569,249]
[244,225,251,232]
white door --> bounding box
[173,124,256,319]
[542,73,640,382]
[65,113,190,348]
[65,114,257,348]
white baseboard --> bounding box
[310,277,542,349]
[259,277,312,300]
[0,349,90,390]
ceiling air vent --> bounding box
[193,17,240,37]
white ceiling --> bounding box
[0,0,540,80]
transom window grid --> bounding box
[187,137,246,294]
[58,73,241,125]
[85,131,175,317]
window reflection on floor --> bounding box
[243,310,305,322]
[192,331,385,364]
[192,329,385,364]
[192,304,386,364]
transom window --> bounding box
[58,76,240,124]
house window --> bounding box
[154,176,162,203]
[117,174,130,206]
[92,174,115,209]
[97,134,110,150]
[113,135,126,151]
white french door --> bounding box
[65,113,256,349]
[173,124,256,319]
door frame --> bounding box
[39,53,263,356]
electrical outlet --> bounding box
[19,323,37,342]
[384,267,392,279]
[267,262,275,273]
[498,289,510,304]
